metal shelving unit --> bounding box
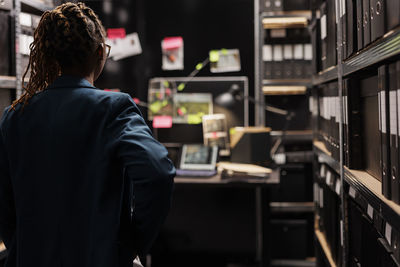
[313,141,341,174]
[343,25,400,77]
[315,228,337,267]
[263,79,312,86]
[20,0,53,14]
[312,65,338,86]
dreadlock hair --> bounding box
[11,2,106,110]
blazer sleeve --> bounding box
[0,115,16,249]
[107,94,175,255]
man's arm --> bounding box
[108,94,175,255]
[0,123,16,249]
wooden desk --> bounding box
[173,169,280,267]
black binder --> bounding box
[387,0,400,31]
[357,0,364,51]
[347,0,357,58]
[0,11,10,76]
[327,0,337,67]
[342,0,347,59]
[379,65,391,198]
[363,0,371,46]
[370,0,386,42]
[343,80,349,166]
[311,19,321,74]
[320,2,328,70]
[389,63,399,203]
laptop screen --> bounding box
[179,144,218,170]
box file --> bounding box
[327,0,337,67]
[320,3,328,70]
[347,0,357,58]
[379,65,391,197]
[386,0,400,31]
[389,63,399,203]
[357,0,364,51]
[363,0,371,46]
[370,0,386,42]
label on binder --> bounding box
[340,220,344,246]
[319,188,324,208]
[273,45,283,61]
[320,164,326,178]
[367,204,374,219]
[321,15,327,40]
[326,171,332,185]
[382,91,387,134]
[349,186,356,198]
[398,89,400,135]
[263,45,273,61]
[386,223,392,245]
[335,179,341,195]
[283,45,293,60]
[390,91,397,135]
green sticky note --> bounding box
[149,101,163,114]
[229,128,236,135]
[209,50,220,62]
[162,100,168,107]
[221,48,228,55]
[163,81,169,88]
[196,63,203,70]
[177,83,185,91]
[188,114,202,124]
[180,106,187,114]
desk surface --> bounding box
[174,168,280,185]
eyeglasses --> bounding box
[102,43,111,58]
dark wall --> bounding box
[84,0,254,122]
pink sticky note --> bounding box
[162,37,183,50]
[107,28,126,39]
[153,116,173,129]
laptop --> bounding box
[176,144,218,177]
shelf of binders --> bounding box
[0,241,6,261]
[263,79,312,86]
[312,65,338,86]
[263,85,307,95]
[313,140,340,175]
[315,227,337,267]
[343,25,400,77]
[270,201,314,213]
[344,167,400,232]
[0,76,16,89]
[20,0,53,15]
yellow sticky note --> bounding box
[149,101,163,114]
[221,48,228,55]
[196,63,203,70]
[162,100,168,107]
[229,128,236,135]
[209,50,220,62]
[177,83,185,91]
[163,81,170,88]
[188,114,202,124]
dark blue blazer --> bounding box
[0,75,175,267]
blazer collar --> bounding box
[47,75,97,90]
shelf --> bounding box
[261,10,312,19]
[343,25,400,77]
[262,16,308,29]
[0,241,6,261]
[313,141,340,174]
[314,229,337,267]
[271,130,313,142]
[312,66,338,86]
[263,85,307,95]
[21,0,53,15]
[263,79,312,87]
[344,168,400,231]
[0,76,16,89]
[270,202,314,213]
[270,258,316,267]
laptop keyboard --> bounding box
[176,169,217,177]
